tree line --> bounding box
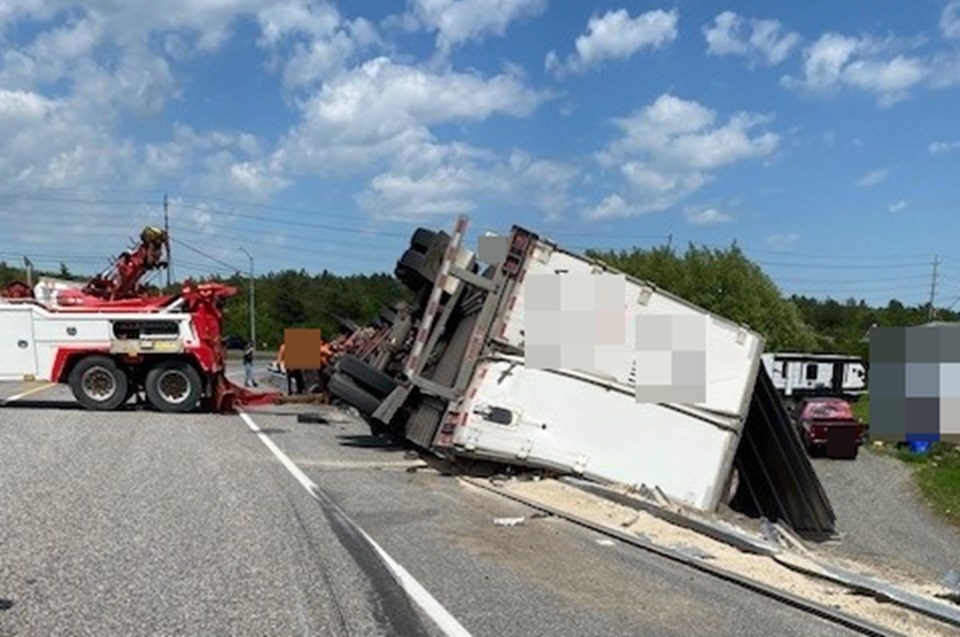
[3,242,951,356]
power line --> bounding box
[168,237,243,273]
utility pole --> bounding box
[929,254,940,320]
[666,233,673,252]
[163,193,171,288]
[23,256,33,290]
[239,248,256,351]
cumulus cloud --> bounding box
[703,11,801,66]
[546,8,678,77]
[272,56,545,175]
[929,140,960,155]
[357,143,579,221]
[685,207,732,225]
[855,168,889,187]
[404,0,547,56]
[780,30,960,106]
[587,94,777,219]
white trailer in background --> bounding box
[760,352,867,401]
[367,222,765,513]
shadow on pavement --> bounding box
[338,434,405,450]
[0,399,134,412]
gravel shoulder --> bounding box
[808,449,960,583]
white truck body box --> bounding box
[0,301,196,382]
[446,235,764,512]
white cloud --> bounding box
[589,94,777,218]
[685,207,732,225]
[942,2,960,39]
[586,194,635,220]
[929,140,960,155]
[357,142,579,221]
[780,30,960,106]
[272,56,545,175]
[703,11,801,66]
[547,8,678,76]
[764,233,800,250]
[406,0,547,57]
[855,168,889,187]
[888,199,908,213]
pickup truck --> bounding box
[791,397,866,459]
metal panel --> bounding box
[451,359,742,511]
[730,367,837,537]
[0,306,38,379]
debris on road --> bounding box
[469,475,960,637]
[493,517,526,527]
[297,412,329,424]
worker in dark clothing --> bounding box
[242,342,258,388]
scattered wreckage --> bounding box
[324,216,839,538]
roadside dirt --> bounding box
[463,477,959,637]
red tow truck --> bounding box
[0,227,281,413]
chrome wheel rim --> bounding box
[81,366,117,401]
[157,369,191,404]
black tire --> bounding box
[410,228,436,253]
[69,355,129,411]
[397,249,428,276]
[144,360,203,413]
[327,372,382,415]
[337,355,399,397]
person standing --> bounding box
[277,340,304,395]
[243,342,258,388]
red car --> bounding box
[790,397,866,459]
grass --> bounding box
[851,393,870,423]
[856,393,960,527]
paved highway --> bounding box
[0,378,867,637]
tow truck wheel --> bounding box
[69,355,129,411]
[145,360,202,413]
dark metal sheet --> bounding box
[731,367,837,538]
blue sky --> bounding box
[1,1,960,308]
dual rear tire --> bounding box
[69,356,202,413]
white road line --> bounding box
[238,410,473,637]
[0,382,58,405]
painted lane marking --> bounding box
[1,382,58,405]
[238,410,473,637]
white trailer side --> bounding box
[431,229,764,512]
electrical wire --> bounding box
[168,237,244,273]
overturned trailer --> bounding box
[328,217,837,537]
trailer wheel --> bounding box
[327,372,382,415]
[69,355,129,411]
[410,228,436,253]
[145,360,202,413]
[337,355,398,397]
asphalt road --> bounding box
[0,378,867,637]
